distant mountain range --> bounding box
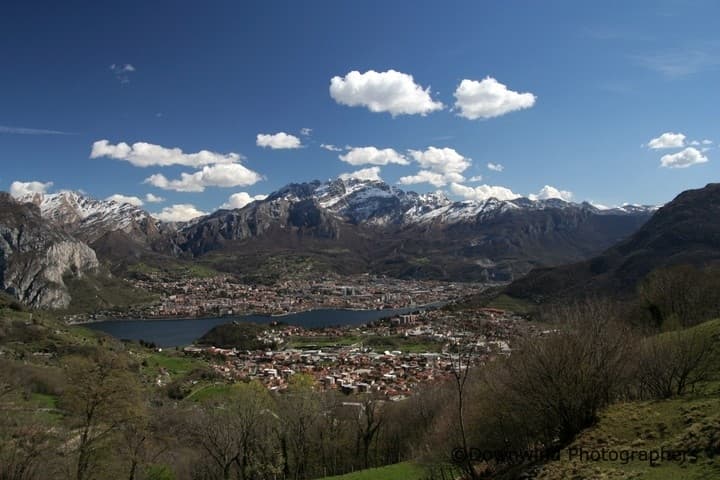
[2,178,658,308]
[504,182,720,303]
[173,179,655,280]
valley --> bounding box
[3,4,719,478]
[3,182,720,480]
[1,178,654,313]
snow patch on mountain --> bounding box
[19,190,164,242]
[244,178,658,227]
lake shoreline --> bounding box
[82,306,436,347]
[67,305,421,326]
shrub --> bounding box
[637,329,713,398]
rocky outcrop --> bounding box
[173,180,654,281]
[178,197,342,256]
[19,190,169,245]
[0,193,99,308]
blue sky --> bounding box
[1,0,719,219]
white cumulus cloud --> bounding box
[528,185,573,202]
[468,175,483,182]
[340,147,409,166]
[647,132,686,149]
[399,171,465,188]
[152,204,207,222]
[339,166,383,182]
[399,147,471,187]
[329,69,444,117]
[487,162,504,172]
[144,163,263,192]
[220,192,268,210]
[660,147,708,168]
[450,183,521,201]
[256,132,302,149]
[300,127,312,136]
[106,194,144,207]
[144,193,165,203]
[9,180,53,198]
[91,140,242,167]
[453,77,536,120]
[410,147,470,174]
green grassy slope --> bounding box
[62,273,158,314]
[534,319,720,480]
[319,462,427,480]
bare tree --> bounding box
[276,375,321,480]
[637,329,713,398]
[356,396,384,470]
[639,265,720,328]
[449,340,478,480]
[188,406,241,480]
[61,352,143,480]
[317,393,353,477]
[117,408,175,480]
[501,300,635,445]
[0,421,56,480]
[187,381,279,480]
[0,360,21,399]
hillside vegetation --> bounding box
[504,183,720,305]
[3,234,720,480]
[533,319,720,480]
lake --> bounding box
[85,307,420,347]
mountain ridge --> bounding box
[504,182,720,303]
[14,178,658,235]
[0,178,659,307]
[0,193,99,308]
[171,178,655,282]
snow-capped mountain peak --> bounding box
[237,178,658,227]
[19,190,162,243]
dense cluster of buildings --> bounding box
[128,274,485,318]
[182,307,533,398]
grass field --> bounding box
[286,335,361,349]
[285,333,445,353]
[144,352,205,376]
[126,261,219,279]
[485,293,535,315]
[186,383,239,402]
[362,335,445,353]
[319,462,427,480]
[30,392,58,409]
[535,396,720,479]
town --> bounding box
[69,273,489,321]
[177,306,543,399]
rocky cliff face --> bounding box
[0,193,99,308]
[19,190,168,245]
[178,196,342,256]
[174,179,654,281]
